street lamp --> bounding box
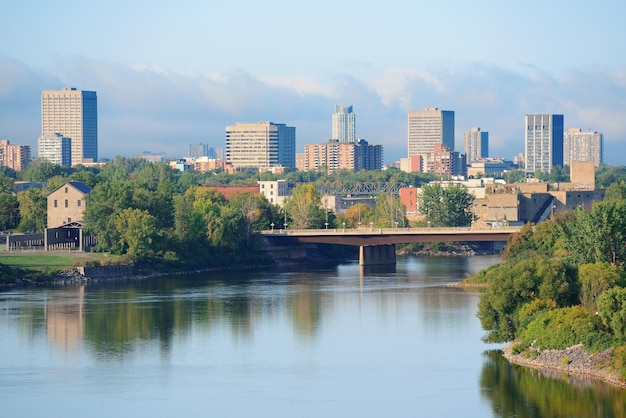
[342,221,346,231]
[270,222,274,233]
[325,209,329,229]
[369,221,373,231]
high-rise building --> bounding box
[187,143,209,159]
[301,139,382,173]
[332,105,356,143]
[0,140,31,171]
[225,122,295,169]
[41,87,98,166]
[563,128,603,167]
[38,132,72,166]
[408,108,455,157]
[464,127,489,162]
[524,114,564,174]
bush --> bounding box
[520,306,612,351]
[612,345,626,380]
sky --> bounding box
[1,0,626,165]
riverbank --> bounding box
[502,343,626,388]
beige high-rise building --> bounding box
[225,122,295,169]
[563,128,603,167]
[408,108,455,157]
[41,87,98,166]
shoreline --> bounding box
[502,343,626,389]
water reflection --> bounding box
[481,350,626,418]
[2,255,625,418]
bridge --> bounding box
[260,226,523,266]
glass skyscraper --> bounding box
[332,105,356,143]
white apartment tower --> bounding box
[463,127,489,162]
[332,105,356,143]
[41,87,98,166]
[563,128,603,167]
[408,108,455,157]
[524,114,564,174]
[38,132,72,167]
[225,122,296,169]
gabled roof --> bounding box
[48,181,92,196]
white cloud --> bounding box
[0,57,625,165]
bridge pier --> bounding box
[359,244,396,266]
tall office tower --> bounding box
[463,127,489,162]
[524,114,564,174]
[0,140,31,171]
[332,105,356,143]
[408,108,455,158]
[563,128,603,167]
[187,143,209,159]
[38,132,72,166]
[41,87,98,166]
[226,122,296,169]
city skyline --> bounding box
[1,1,625,165]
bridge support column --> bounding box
[359,244,396,266]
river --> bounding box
[1,255,624,417]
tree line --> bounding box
[474,181,626,379]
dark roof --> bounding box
[48,181,92,196]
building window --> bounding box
[65,199,68,208]
[54,199,57,208]
[77,200,81,207]
[64,187,68,193]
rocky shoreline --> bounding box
[502,343,626,388]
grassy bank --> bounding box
[0,251,120,272]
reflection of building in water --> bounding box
[45,286,85,352]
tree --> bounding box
[84,181,134,253]
[374,193,407,228]
[16,188,47,232]
[229,192,274,245]
[114,208,161,259]
[418,183,474,227]
[579,262,624,312]
[597,287,626,342]
[283,184,326,229]
[341,203,373,228]
[0,192,19,230]
[23,159,66,182]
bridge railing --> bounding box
[260,225,523,236]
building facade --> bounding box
[408,108,455,158]
[332,105,356,143]
[463,127,488,162]
[258,180,290,206]
[0,140,31,171]
[301,139,382,173]
[38,132,72,166]
[47,181,91,228]
[225,122,295,169]
[524,114,564,174]
[187,143,209,159]
[563,128,603,167]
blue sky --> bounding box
[1,0,625,164]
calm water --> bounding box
[1,255,624,418]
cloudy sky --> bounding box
[1,1,625,164]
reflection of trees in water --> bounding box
[81,273,324,356]
[480,350,626,418]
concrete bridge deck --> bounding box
[261,226,522,265]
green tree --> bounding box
[597,287,626,342]
[418,183,474,227]
[0,192,19,230]
[114,208,161,259]
[84,181,134,253]
[579,262,624,312]
[23,159,66,182]
[374,193,407,228]
[229,192,275,245]
[16,188,47,232]
[477,255,578,343]
[283,183,325,229]
[564,200,626,266]
[340,203,373,228]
